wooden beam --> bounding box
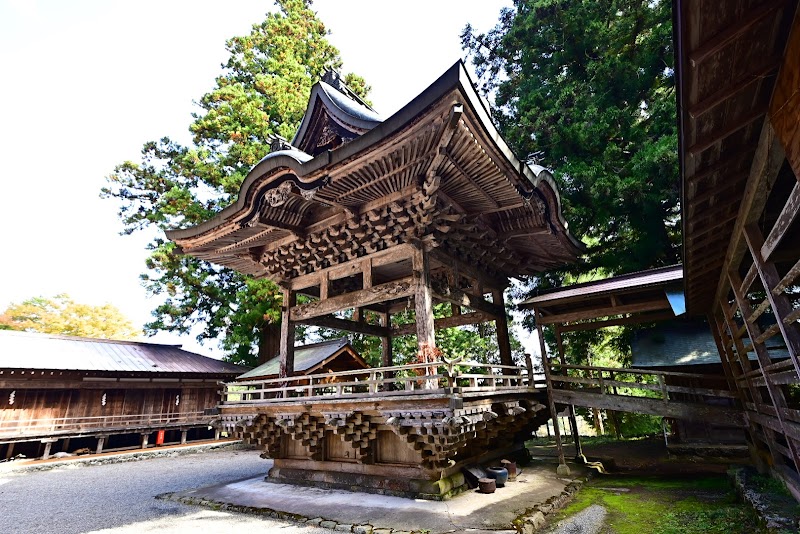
[493,290,513,367]
[687,173,748,209]
[761,180,800,262]
[689,0,784,67]
[290,277,414,322]
[392,311,493,336]
[688,60,781,118]
[294,315,389,337]
[290,243,414,291]
[412,246,435,351]
[428,249,509,291]
[688,106,768,156]
[537,299,672,325]
[443,149,501,209]
[380,311,392,368]
[557,311,676,333]
[432,285,504,318]
[550,389,745,427]
[279,289,296,378]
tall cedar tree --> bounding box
[102,0,370,366]
[462,0,680,386]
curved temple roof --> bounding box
[167,61,583,283]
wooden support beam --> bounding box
[557,311,676,333]
[412,247,435,350]
[537,299,671,325]
[290,277,414,322]
[493,290,513,367]
[554,328,584,460]
[761,180,800,262]
[689,0,784,67]
[279,288,296,378]
[295,315,390,338]
[432,285,504,318]
[444,149,501,209]
[550,389,745,427]
[535,313,569,473]
[688,107,769,156]
[290,244,414,291]
[429,249,509,291]
[380,311,392,368]
[392,311,493,336]
[744,225,800,376]
[688,60,781,118]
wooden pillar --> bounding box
[413,246,437,388]
[214,429,221,441]
[380,311,392,367]
[41,440,54,460]
[493,289,513,367]
[180,430,188,445]
[4,442,14,460]
[555,328,584,462]
[95,436,105,455]
[535,311,569,476]
[279,288,297,380]
[62,437,70,453]
[141,433,149,449]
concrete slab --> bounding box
[163,459,588,533]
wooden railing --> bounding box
[224,360,546,405]
[0,411,209,437]
[550,363,737,402]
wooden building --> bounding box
[0,330,246,460]
[167,64,581,498]
[235,338,368,381]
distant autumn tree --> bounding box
[0,294,141,340]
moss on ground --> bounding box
[550,475,763,534]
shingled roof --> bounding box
[236,338,367,381]
[0,330,246,376]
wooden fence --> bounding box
[0,411,209,438]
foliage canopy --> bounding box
[102,0,369,366]
[0,294,141,340]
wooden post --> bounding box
[141,433,149,449]
[95,436,105,455]
[41,440,54,460]
[493,289,513,367]
[180,430,188,445]
[380,311,393,386]
[536,311,570,476]
[279,288,297,381]
[214,429,221,441]
[4,442,14,460]
[62,437,70,453]
[555,328,584,462]
[412,246,436,388]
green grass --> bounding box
[551,475,763,534]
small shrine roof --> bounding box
[235,338,366,380]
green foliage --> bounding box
[0,294,141,340]
[101,1,369,364]
[463,0,680,394]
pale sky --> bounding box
[0,0,524,356]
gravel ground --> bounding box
[0,448,328,534]
[544,504,607,534]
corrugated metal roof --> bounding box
[631,321,770,368]
[237,338,364,380]
[520,265,683,306]
[0,330,246,375]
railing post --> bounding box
[658,374,669,404]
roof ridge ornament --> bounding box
[321,68,376,112]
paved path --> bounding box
[0,447,327,534]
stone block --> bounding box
[320,520,338,529]
[353,526,373,534]
[335,524,353,532]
